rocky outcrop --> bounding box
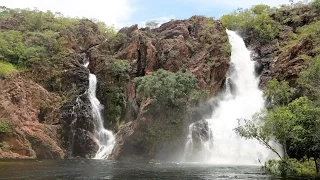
[244,4,319,88]
[112,16,230,95]
[59,65,99,158]
[184,120,212,161]
[98,16,231,160]
[1,15,230,159]
[270,36,314,86]
[0,75,64,159]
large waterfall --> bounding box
[185,30,279,165]
[85,61,115,159]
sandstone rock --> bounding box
[102,16,230,160]
[0,75,64,159]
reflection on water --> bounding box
[0,159,291,180]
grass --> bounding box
[0,61,17,77]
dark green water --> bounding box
[0,159,291,180]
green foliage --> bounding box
[145,20,159,29]
[135,69,204,108]
[0,30,25,64]
[134,111,185,153]
[265,158,320,177]
[0,141,10,151]
[0,119,12,133]
[108,33,127,50]
[104,87,127,129]
[235,111,283,159]
[298,56,320,105]
[264,79,295,107]
[100,59,130,130]
[220,4,281,42]
[108,59,130,81]
[0,61,17,77]
[252,4,271,15]
[297,21,320,40]
[92,20,117,38]
[312,0,320,14]
[0,29,66,66]
[0,6,110,69]
[236,96,320,174]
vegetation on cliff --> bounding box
[0,5,231,159]
[135,69,207,109]
[225,0,320,177]
[0,61,17,77]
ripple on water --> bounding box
[0,160,289,180]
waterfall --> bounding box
[84,58,115,159]
[185,30,279,165]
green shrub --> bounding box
[108,59,130,81]
[264,79,295,107]
[298,55,320,105]
[220,4,281,42]
[0,119,12,133]
[312,0,320,14]
[0,61,17,77]
[0,141,10,151]
[135,69,205,108]
[265,158,320,177]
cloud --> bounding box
[0,0,136,27]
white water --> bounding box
[85,60,115,159]
[185,30,279,165]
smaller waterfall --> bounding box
[84,58,115,159]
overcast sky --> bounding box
[0,0,293,28]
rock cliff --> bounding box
[90,16,231,160]
[0,75,64,158]
[0,13,230,160]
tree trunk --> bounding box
[283,142,289,158]
[315,156,319,174]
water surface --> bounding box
[0,159,287,180]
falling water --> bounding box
[84,58,115,159]
[185,30,279,165]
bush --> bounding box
[298,55,320,105]
[312,0,320,14]
[135,69,205,108]
[264,79,295,107]
[265,158,320,177]
[107,59,130,82]
[0,119,12,133]
[220,4,281,42]
[0,61,17,77]
[0,141,10,151]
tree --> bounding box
[298,55,320,106]
[134,69,203,108]
[312,0,320,14]
[235,111,284,160]
[264,79,295,107]
[220,4,281,42]
[236,97,320,173]
[145,20,159,29]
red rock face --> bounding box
[104,16,231,160]
[0,75,65,159]
[0,16,231,160]
[108,16,230,95]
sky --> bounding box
[0,0,293,28]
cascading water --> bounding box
[185,30,279,165]
[84,59,115,159]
